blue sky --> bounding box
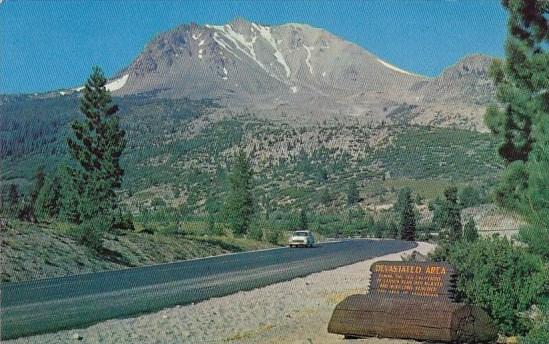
[0,0,508,94]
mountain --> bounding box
[408,54,496,130]
[416,54,495,105]
[1,18,502,216]
[117,18,421,99]
[94,18,494,130]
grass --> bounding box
[0,219,275,283]
[382,178,454,199]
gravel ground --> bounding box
[9,241,434,344]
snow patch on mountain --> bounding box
[210,24,267,73]
[72,74,129,93]
[253,23,292,78]
[225,24,259,61]
[303,45,314,74]
[207,23,294,84]
[376,58,416,76]
[211,31,241,59]
[106,74,129,91]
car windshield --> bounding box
[294,231,309,237]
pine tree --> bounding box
[66,66,126,227]
[8,184,19,210]
[298,208,308,230]
[458,185,482,209]
[395,187,413,215]
[30,166,45,206]
[320,188,332,206]
[398,188,416,241]
[205,192,221,235]
[58,165,81,223]
[388,219,399,239]
[347,181,360,206]
[34,174,62,219]
[444,187,463,242]
[485,0,549,226]
[429,196,446,231]
[25,165,46,222]
[224,150,254,236]
[464,217,479,242]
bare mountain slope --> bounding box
[65,18,495,130]
[117,18,422,100]
[410,54,495,130]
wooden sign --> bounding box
[328,294,498,343]
[369,261,457,300]
[327,260,497,343]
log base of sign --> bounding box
[328,294,497,343]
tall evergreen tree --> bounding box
[347,181,360,206]
[387,216,399,240]
[458,185,482,209]
[429,196,446,231]
[30,166,45,206]
[58,164,81,223]
[298,208,309,231]
[26,165,46,221]
[395,187,413,215]
[7,184,19,210]
[444,187,463,242]
[224,150,254,236]
[485,0,549,226]
[320,187,332,206]
[205,192,222,235]
[66,66,126,226]
[34,174,62,219]
[398,188,416,241]
[464,217,479,242]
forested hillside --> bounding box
[1,90,503,241]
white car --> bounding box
[288,230,315,248]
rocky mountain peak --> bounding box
[228,16,255,32]
[118,18,425,99]
[441,54,494,79]
[98,19,495,131]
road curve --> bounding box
[0,239,416,339]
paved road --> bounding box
[0,239,416,340]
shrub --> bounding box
[518,225,549,260]
[463,217,479,242]
[111,210,135,231]
[458,185,483,208]
[156,225,181,235]
[521,308,549,344]
[77,218,108,252]
[446,237,548,335]
[248,224,264,241]
[369,213,398,239]
[151,197,166,209]
[265,229,282,245]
